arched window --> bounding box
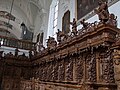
[53,0,59,35]
[47,0,59,39]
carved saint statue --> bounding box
[38,42,45,53]
[46,36,57,49]
[70,18,78,36]
[94,1,109,23]
[15,48,19,56]
[80,19,89,29]
[56,29,62,43]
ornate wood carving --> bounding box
[65,57,73,81]
[86,53,96,82]
[58,60,65,81]
[75,55,84,82]
[1,18,119,90]
[47,62,53,81]
[53,61,58,81]
[70,18,78,36]
[94,1,109,23]
[46,36,57,50]
[99,49,115,83]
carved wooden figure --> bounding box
[47,36,57,49]
[86,53,96,82]
[56,29,62,43]
[70,18,78,36]
[94,1,109,23]
[58,61,65,81]
[66,58,73,81]
[107,13,117,27]
[15,48,19,56]
[80,19,89,29]
[75,55,84,82]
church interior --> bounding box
[0,0,120,90]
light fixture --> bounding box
[7,0,14,30]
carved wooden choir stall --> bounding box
[0,1,120,90]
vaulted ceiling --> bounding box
[0,0,52,39]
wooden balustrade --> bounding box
[0,35,36,50]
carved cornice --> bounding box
[32,24,120,66]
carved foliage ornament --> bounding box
[99,49,115,83]
[86,53,96,82]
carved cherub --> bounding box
[107,13,117,27]
[94,0,109,23]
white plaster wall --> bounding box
[33,8,50,46]
[47,0,76,39]
[57,0,76,31]
[41,12,49,46]
[47,0,56,38]
[32,0,52,46]
[33,12,42,42]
